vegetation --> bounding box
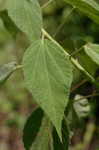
[0,0,99,150]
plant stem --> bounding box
[82,121,95,150]
[42,28,71,56]
[54,7,75,38]
[41,0,53,9]
[70,45,84,57]
[70,58,95,82]
[42,28,95,83]
[75,92,99,102]
[73,120,95,150]
[15,65,23,70]
[71,79,87,92]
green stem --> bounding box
[42,28,95,83]
[70,58,95,82]
[75,92,99,102]
[73,121,95,150]
[15,65,23,70]
[70,45,84,57]
[71,79,87,92]
[41,0,53,9]
[42,28,69,56]
[54,7,75,38]
[82,121,95,150]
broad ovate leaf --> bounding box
[84,43,99,65]
[23,39,73,140]
[23,108,44,150]
[7,0,42,41]
[64,0,99,24]
[0,62,17,85]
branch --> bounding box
[42,28,96,85]
[75,93,99,102]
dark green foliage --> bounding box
[23,108,44,150]
[53,120,69,150]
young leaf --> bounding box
[64,0,99,24]
[23,108,44,150]
[0,62,17,85]
[7,0,42,41]
[31,116,53,150]
[84,43,99,65]
[23,39,73,140]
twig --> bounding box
[73,120,95,150]
[42,28,95,83]
[70,45,84,57]
[41,0,53,9]
[71,79,87,92]
[82,121,95,150]
[75,93,99,102]
[15,65,23,70]
[53,7,75,38]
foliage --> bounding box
[0,0,99,149]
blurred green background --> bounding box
[0,0,99,150]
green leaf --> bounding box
[74,95,90,118]
[23,108,69,150]
[0,10,20,38]
[23,108,44,150]
[31,117,69,150]
[84,43,99,65]
[23,39,73,140]
[71,58,95,82]
[7,0,42,41]
[64,0,99,24]
[31,116,53,150]
[0,62,17,85]
[77,50,98,76]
